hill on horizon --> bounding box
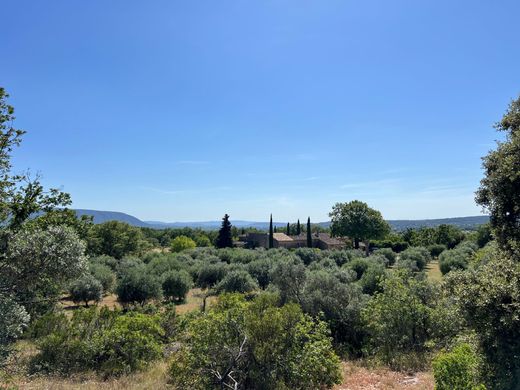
[73,209,489,231]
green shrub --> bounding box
[116,270,162,305]
[374,248,397,266]
[162,270,193,302]
[96,313,164,375]
[295,247,322,265]
[169,293,341,389]
[428,244,447,258]
[362,271,437,370]
[433,343,486,390]
[89,262,116,293]
[171,235,196,253]
[25,311,68,340]
[398,247,431,271]
[31,308,164,376]
[69,274,103,307]
[196,262,228,289]
[216,269,258,294]
[246,257,274,289]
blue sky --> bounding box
[1,1,519,222]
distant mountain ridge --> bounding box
[74,209,489,231]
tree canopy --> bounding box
[476,95,520,257]
[329,200,390,253]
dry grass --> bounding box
[335,361,434,390]
[10,361,170,390]
[426,260,442,282]
[58,288,216,315]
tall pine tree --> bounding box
[216,214,233,248]
[307,217,312,248]
[296,219,301,235]
[268,214,274,249]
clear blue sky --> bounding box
[1,1,519,222]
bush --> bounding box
[398,247,431,271]
[171,235,196,253]
[116,270,162,305]
[69,274,103,307]
[446,252,520,389]
[362,271,437,370]
[359,263,386,295]
[295,247,322,265]
[433,343,486,390]
[439,244,476,275]
[196,263,228,289]
[428,244,447,258]
[216,269,258,294]
[246,257,274,289]
[162,270,193,302]
[89,262,116,293]
[374,248,397,266]
[347,258,370,280]
[169,293,341,389]
[0,295,30,363]
[31,308,164,376]
[96,313,164,375]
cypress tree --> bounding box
[216,214,233,248]
[274,226,277,233]
[296,219,301,235]
[286,222,290,235]
[269,214,274,249]
[307,217,312,248]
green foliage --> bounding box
[300,270,366,355]
[196,262,228,289]
[216,269,258,294]
[439,242,477,275]
[0,295,30,363]
[475,223,493,248]
[246,257,274,289]
[96,313,164,375]
[169,293,342,389]
[194,234,212,247]
[476,96,520,257]
[87,221,148,259]
[3,226,88,316]
[446,252,520,389]
[362,271,440,370]
[25,311,68,340]
[374,248,397,266]
[397,246,431,272]
[162,270,192,302]
[433,343,486,390]
[270,256,307,304]
[69,274,103,307]
[31,308,164,376]
[402,225,465,249]
[170,235,196,253]
[89,262,116,293]
[428,244,447,258]
[216,213,233,248]
[295,247,322,265]
[116,270,162,305]
[329,200,390,252]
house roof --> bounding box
[273,233,293,242]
